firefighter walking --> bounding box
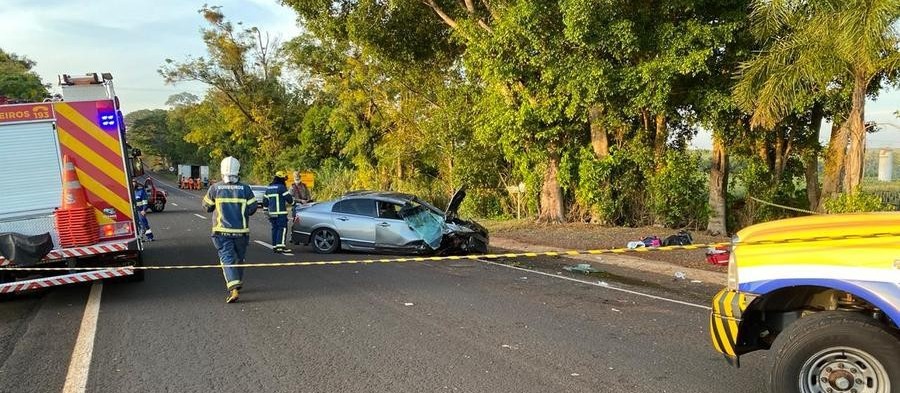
[202,157,258,303]
[264,171,293,253]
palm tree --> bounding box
[734,0,900,198]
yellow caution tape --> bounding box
[0,232,896,272]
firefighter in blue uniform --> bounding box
[264,171,293,253]
[202,157,258,303]
[132,179,154,241]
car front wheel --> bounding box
[311,228,339,254]
[770,311,900,393]
[150,199,165,212]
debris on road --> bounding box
[562,263,599,274]
[674,271,686,280]
[403,302,414,306]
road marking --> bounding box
[254,240,274,249]
[477,259,711,311]
[62,282,103,393]
[193,214,207,220]
[171,203,178,207]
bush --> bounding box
[823,191,894,214]
[648,151,709,228]
[311,159,357,201]
[575,143,653,226]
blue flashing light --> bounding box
[97,110,117,129]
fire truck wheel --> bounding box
[769,311,900,393]
[125,254,146,282]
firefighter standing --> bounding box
[132,179,154,241]
[264,171,293,253]
[202,156,258,303]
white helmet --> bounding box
[220,156,240,183]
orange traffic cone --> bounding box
[60,155,90,210]
[55,155,100,247]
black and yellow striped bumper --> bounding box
[709,288,751,366]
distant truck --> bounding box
[709,212,899,393]
[177,164,209,189]
[0,73,146,292]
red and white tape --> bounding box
[0,267,133,294]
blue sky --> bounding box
[1,0,896,148]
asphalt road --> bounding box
[0,179,769,393]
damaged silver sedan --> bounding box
[290,189,488,255]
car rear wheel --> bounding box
[769,311,900,393]
[311,228,339,254]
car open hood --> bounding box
[445,187,466,219]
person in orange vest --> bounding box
[132,179,154,241]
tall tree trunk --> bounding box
[805,104,824,211]
[706,134,728,236]
[641,109,650,136]
[615,125,627,148]
[654,114,667,166]
[588,105,609,158]
[844,75,868,193]
[538,154,565,223]
[821,114,850,206]
[774,130,785,183]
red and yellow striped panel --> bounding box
[52,101,132,224]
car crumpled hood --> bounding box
[445,187,466,219]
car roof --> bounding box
[340,190,415,204]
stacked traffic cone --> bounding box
[54,156,100,248]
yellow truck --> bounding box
[709,212,899,393]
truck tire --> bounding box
[769,311,900,393]
[125,253,145,282]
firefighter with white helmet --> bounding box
[202,156,258,303]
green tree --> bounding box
[159,6,305,180]
[735,0,900,199]
[0,49,48,101]
[124,109,170,158]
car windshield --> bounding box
[400,203,444,249]
[411,197,444,216]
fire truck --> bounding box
[0,73,145,293]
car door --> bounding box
[331,198,376,249]
[375,201,422,250]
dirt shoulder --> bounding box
[482,220,729,281]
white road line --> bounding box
[477,259,711,311]
[193,214,207,220]
[254,240,274,249]
[62,282,103,393]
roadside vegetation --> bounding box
[5,2,899,235]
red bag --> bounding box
[705,245,730,266]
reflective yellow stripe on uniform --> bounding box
[214,197,250,233]
[265,193,287,214]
